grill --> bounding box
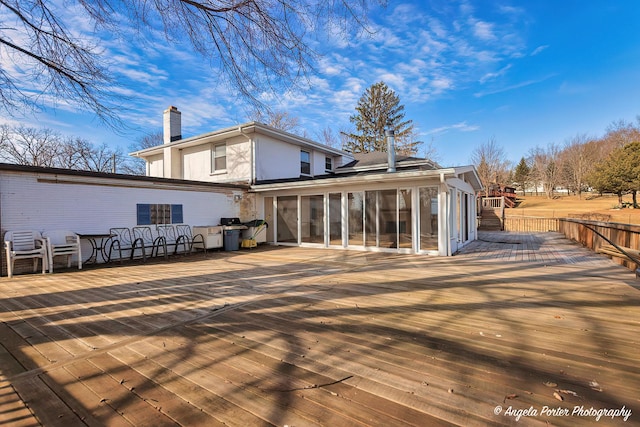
[220,217,247,231]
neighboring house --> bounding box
[131,107,483,256]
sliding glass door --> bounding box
[348,192,364,246]
[301,195,324,244]
[328,193,342,246]
[276,196,298,243]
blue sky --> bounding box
[5,1,640,167]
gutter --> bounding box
[251,168,458,192]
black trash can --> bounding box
[223,229,241,251]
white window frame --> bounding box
[325,156,333,172]
[211,143,227,174]
[300,150,311,176]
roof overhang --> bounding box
[250,166,481,192]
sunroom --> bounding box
[252,166,482,256]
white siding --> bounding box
[182,144,211,181]
[255,137,301,180]
[0,172,241,234]
[181,136,252,183]
[148,154,164,177]
[225,137,252,182]
[312,151,328,175]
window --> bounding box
[137,204,183,225]
[212,143,226,172]
[325,156,333,172]
[300,150,311,175]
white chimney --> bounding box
[163,106,182,144]
[385,125,396,173]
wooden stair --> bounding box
[479,208,504,231]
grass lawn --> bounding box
[506,193,640,225]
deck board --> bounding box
[1,232,639,426]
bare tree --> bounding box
[80,142,124,172]
[0,0,116,124]
[470,137,511,191]
[559,134,599,198]
[421,138,441,165]
[0,124,126,172]
[601,118,640,151]
[250,110,301,133]
[0,125,63,167]
[315,126,341,149]
[1,0,382,125]
[122,131,164,175]
[528,143,562,199]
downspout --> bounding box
[238,125,254,184]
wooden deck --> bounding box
[1,232,638,426]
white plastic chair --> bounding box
[43,230,82,273]
[4,230,48,278]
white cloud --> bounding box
[479,64,513,83]
[531,45,549,56]
[378,73,407,91]
[474,74,556,97]
[472,20,496,41]
[426,121,480,135]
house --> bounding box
[1,107,479,275]
[131,106,483,256]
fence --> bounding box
[558,218,640,272]
[503,217,559,232]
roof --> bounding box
[0,163,250,190]
[130,121,352,159]
[336,151,440,174]
[253,164,482,192]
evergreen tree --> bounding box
[588,142,640,207]
[341,82,419,154]
[513,157,531,195]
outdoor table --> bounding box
[77,233,114,264]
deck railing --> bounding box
[558,218,640,272]
[481,197,504,209]
[504,217,559,232]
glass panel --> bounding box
[325,157,332,171]
[378,189,397,248]
[347,192,363,246]
[399,189,412,249]
[214,156,226,171]
[264,197,274,242]
[365,191,377,247]
[171,204,183,224]
[137,204,151,225]
[277,196,298,243]
[329,193,342,245]
[213,144,226,171]
[301,195,324,244]
[300,150,310,175]
[449,192,455,239]
[419,187,439,251]
[457,191,462,241]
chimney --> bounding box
[385,125,396,173]
[163,106,182,144]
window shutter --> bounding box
[171,204,183,224]
[137,204,151,225]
